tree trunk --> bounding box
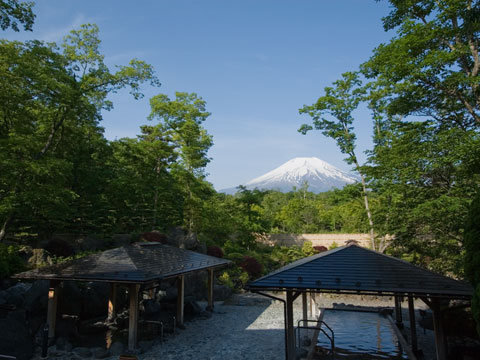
[354,160,376,251]
[0,215,13,243]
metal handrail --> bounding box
[296,319,335,356]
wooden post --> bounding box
[128,284,140,351]
[46,280,59,339]
[394,295,403,329]
[302,292,308,326]
[107,283,117,321]
[286,291,296,360]
[408,296,418,354]
[177,275,185,327]
[431,299,448,360]
[207,268,214,311]
[310,293,316,319]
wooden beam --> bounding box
[177,275,185,327]
[286,291,296,360]
[394,295,404,329]
[107,283,117,321]
[431,299,448,360]
[128,284,140,351]
[46,280,60,339]
[408,296,418,354]
[302,292,308,326]
[207,268,214,311]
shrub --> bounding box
[301,241,316,256]
[313,245,328,253]
[0,244,25,279]
[239,256,263,278]
[329,241,339,250]
[224,252,245,263]
[207,245,224,258]
[44,238,74,257]
[141,232,167,243]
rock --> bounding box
[55,337,73,352]
[184,300,203,317]
[111,234,132,248]
[24,280,49,316]
[109,341,124,356]
[81,282,109,319]
[5,282,31,307]
[59,281,82,316]
[17,245,33,262]
[28,248,53,267]
[140,299,161,316]
[139,340,153,352]
[76,234,103,251]
[168,227,198,250]
[72,346,93,358]
[92,347,110,359]
[184,271,207,298]
[0,310,34,360]
[213,284,232,301]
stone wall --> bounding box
[258,233,371,248]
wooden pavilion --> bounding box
[246,244,473,360]
[13,242,231,351]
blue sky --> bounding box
[4,0,395,190]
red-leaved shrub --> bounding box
[207,245,224,258]
[239,256,263,278]
[141,232,167,244]
[313,245,328,253]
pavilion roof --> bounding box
[247,244,472,300]
[13,242,231,284]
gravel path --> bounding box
[39,293,438,360]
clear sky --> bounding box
[4,0,395,190]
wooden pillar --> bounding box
[107,283,117,321]
[286,291,296,360]
[394,295,403,328]
[128,284,140,351]
[177,275,185,327]
[302,292,308,325]
[309,293,314,318]
[207,268,214,311]
[46,280,60,339]
[408,296,418,354]
[431,299,448,360]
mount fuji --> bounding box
[222,157,358,194]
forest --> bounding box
[0,0,479,334]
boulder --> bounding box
[111,234,132,248]
[76,235,103,252]
[72,347,93,358]
[28,248,53,268]
[213,284,232,301]
[140,299,161,317]
[0,310,34,360]
[109,341,124,356]
[5,282,31,308]
[92,347,110,359]
[24,280,49,316]
[168,227,198,250]
[58,281,82,316]
[81,282,109,319]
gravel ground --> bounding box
[38,293,438,360]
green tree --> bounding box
[299,72,377,249]
[362,0,480,130]
[0,24,159,241]
[464,189,480,336]
[0,0,35,32]
[148,92,213,232]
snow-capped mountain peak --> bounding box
[240,157,357,193]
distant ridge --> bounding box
[221,157,357,194]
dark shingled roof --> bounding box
[13,242,231,283]
[247,245,472,300]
